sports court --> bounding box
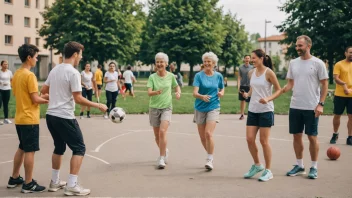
[0,114,351,197]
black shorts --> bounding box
[238,86,250,102]
[82,88,93,101]
[16,125,40,152]
[333,96,352,115]
[46,114,86,156]
[289,108,319,136]
[246,111,274,127]
[97,85,102,90]
[124,83,133,93]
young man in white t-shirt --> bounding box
[281,35,328,179]
[122,65,136,98]
[40,41,108,196]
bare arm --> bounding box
[237,74,241,91]
[193,86,210,102]
[147,87,162,96]
[175,85,181,99]
[72,92,107,112]
[30,92,48,104]
[266,70,282,101]
[281,79,294,94]
[40,85,49,95]
[319,79,328,103]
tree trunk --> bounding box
[328,49,334,85]
[224,65,227,77]
[188,62,194,86]
[176,59,181,73]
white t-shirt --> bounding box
[286,56,329,110]
[123,70,134,84]
[81,71,93,90]
[0,70,13,90]
[104,71,118,92]
[45,63,82,119]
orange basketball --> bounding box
[327,146,340,160]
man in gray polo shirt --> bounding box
[281,35,328,180]
[237,55,253,120]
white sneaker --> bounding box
[80,116,84,119]
[4,119,12,124]
[48,180,66,192]
[104,114,109,119]
[205,159,213,170]
[0,121,3,125]
[64,183,90,196]
[165,149,169,164]
[157,157,166,169]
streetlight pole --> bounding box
[264,19,271,53]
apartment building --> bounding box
[0,0,61,79]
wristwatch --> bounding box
[318,102,325,106]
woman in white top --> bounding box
[104,62,121,118]
[241,49,281,182]
[0,60,13,125]
[80,63,97,119]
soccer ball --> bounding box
[109,107,126,123]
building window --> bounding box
[35,18,39,28]
[5,0,13,4]
[24,17,30,27]
[5,14,13,25]
[5,35,13,45]
[45,0,49,8]
[25,0,30,7]
[36,0,39,8]
[36,38,40,46]
[24,37,31,44]
[268,42,272,48]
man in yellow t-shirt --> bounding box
[94,64,103,103]
[330,46,352,145]
[7,44,48,193]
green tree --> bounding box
[39,0,145,65]
[140,0,226,85]
[219,12,251,76]
[249,33,261,50]
[271,55,281,72]
[277,0,352,84]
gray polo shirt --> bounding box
[239,64,254,86]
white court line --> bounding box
[93,132,136,152]
[0,160,13,165]
[85,154,110,165]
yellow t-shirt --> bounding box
[95,69,103,85]
[12,68,39,124]
[334,60,352,97]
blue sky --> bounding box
[136,0,287,38]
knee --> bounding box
[246,136,256,145]
[205,131,212,140]
[159,129,167,137]
[260,137,269,147]
[334,115,341,120]
[307,136,318,144]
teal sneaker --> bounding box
[286,165,306,176]
[244,164,264,179]
[258,169,273,182]
[308,167,318,179]
[330,133,338,144]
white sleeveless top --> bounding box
[248,68,274,113]
[81,71,93,90]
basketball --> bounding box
[327,146,340,160]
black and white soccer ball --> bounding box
[109,107,126,124]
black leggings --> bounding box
[0,89,10,118]
[106,90,118,112]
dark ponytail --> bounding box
[252,49,273,70]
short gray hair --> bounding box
[297,35,312,46]
[155,52,169,64]
[202,52,219,65]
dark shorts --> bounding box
[238,86,250,102]
[246,111,274,127]
[97,85,102,90]
[16,125,40,152]
[124,83,133,93]
[46,114,86,156]
[82,88,93,101]
[333,96,352,115]
[289,108,319,136]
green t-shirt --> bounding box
[147,72,178,109]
